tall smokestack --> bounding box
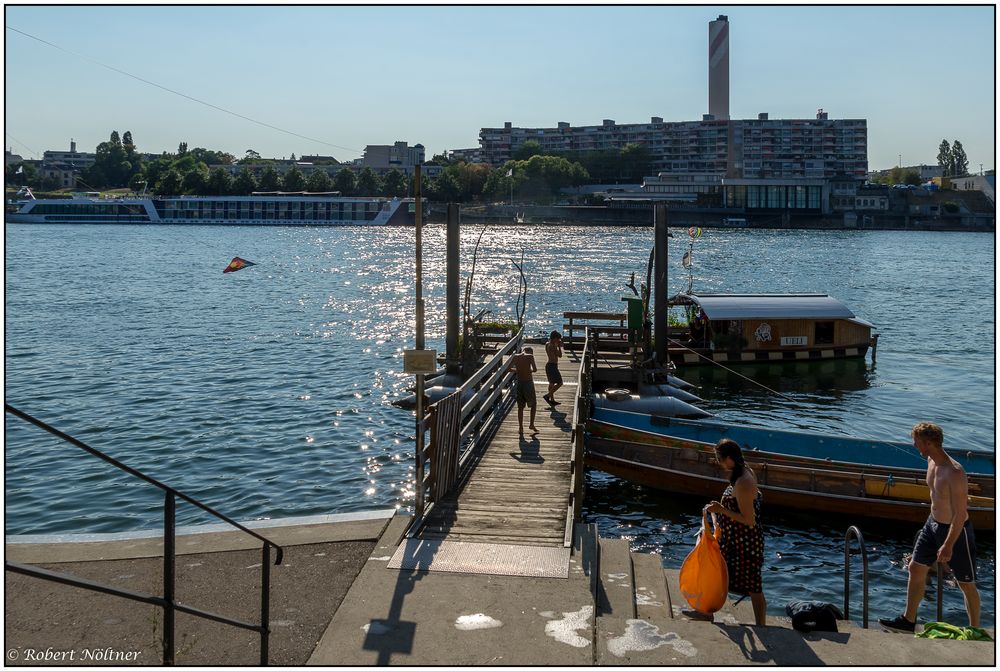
[708,15,730,121]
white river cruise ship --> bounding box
[5,191,419,226]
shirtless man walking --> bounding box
[509,346,538,435]
[879,422,980,631]
[542,331,563,406]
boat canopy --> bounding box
[677,293,864,321]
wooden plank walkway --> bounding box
[417,347,581,547]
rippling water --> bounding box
[4,223,994,625]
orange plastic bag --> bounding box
[678,511,729,614]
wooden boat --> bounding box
[668,292,877,366]
[586,408,995,529]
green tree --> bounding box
[233,168,258,195]
[937,140,952,177]
[451,162,491,201]
[157,169,183,195]
[182,165,209,194]
[128,173,149,194]
[178,142,188,156]
[110,130,121,146]
[903,169,921,186]
[431,171,462,201]
[620,143,653,182]
[189,148,235,166]
[333,168,357,196]
[258,166,281,191]
[242,149,261,163]
[282,166,306,191]
[951,140,969,177]
[306,169,332,192]
[382,168,408,197]
[356,167,382,196]
[513,140,543,161]
[122,131,133,148]
[207,167,234,195]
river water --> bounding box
[4,223,994,625]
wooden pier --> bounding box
[413,345,583,547]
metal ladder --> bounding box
[845,525,945,630]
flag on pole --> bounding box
[16,165,24,175]
[682,251,693,269]
[223,257,256,273]
[505,168,513,177]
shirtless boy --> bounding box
[542,331,563,406]
[879,422,981,631]
[509,347,538,435]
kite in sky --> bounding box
[223,257,256,273]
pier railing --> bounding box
[568,328,597,534]
[413,333,522,525]
[4,404,284,666]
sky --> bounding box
[4,2,996,172]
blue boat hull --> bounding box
[589,407,995,477]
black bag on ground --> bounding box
[785,600,845,633]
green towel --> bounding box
[915,621,993,641]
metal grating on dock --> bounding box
[387,538,570,578]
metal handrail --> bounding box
[843,525,869,628]
[5,404,283,665]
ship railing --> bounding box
[412,332,522,528]
[4,404,284,666]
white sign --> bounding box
[403,349,438,374]
[781,336,808,347]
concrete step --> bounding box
[663,568,767,627]
[597,538,635,618]
[629,552,671,621]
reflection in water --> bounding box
[685,357,874,397]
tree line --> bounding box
[7,131,656,203]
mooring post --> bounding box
[414,165,426,516]
[446,203,460,375]
[654,203,669,367]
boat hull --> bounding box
[586,437,995,530]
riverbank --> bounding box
[432,203,994,231]
[5,512,994,666]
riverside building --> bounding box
[476,14,867,189]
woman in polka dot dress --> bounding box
[705,438,767,625]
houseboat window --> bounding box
[815,321,834,345]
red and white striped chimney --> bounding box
[708,15,730,121]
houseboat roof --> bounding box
[678,293,870,322]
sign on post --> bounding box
[404,349,438,374]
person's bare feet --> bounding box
[529,425,538,432]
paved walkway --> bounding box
[5,512,995,666]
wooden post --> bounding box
[446,203,460,375]
[414,165,426,517]
[654,203,669,367]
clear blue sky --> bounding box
[4,4,995,172]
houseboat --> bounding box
[5,192,420,226]
[669,292,877,366]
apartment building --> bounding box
[478,111,868,180]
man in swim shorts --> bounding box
[879,422,980,632]
[542,331,563,406]
[509,346,537,435]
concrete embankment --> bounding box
[5,512,995,666]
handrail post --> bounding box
[843,525,869,628]
[163,491,176,664]
[260,544,271,665]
